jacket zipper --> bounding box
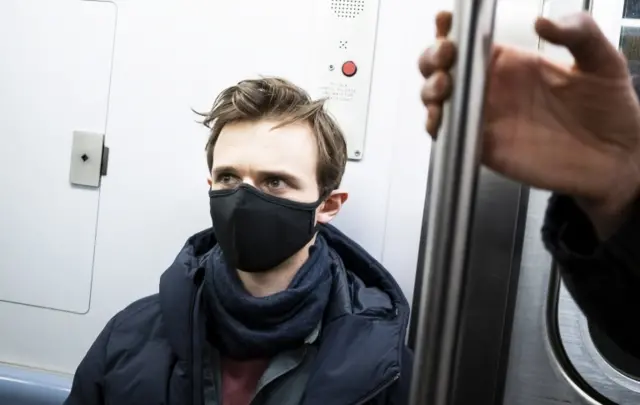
[353,373,400,405]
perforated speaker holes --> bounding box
[339,40,348,49]
[331,0,364,19]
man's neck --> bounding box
[237,237,316,297]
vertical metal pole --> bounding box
[409,0,499,404]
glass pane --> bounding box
[620,26,640,76]
[624,0,640,19]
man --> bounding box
[420,11,640,358]
[64,77,412,405]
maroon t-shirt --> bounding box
[220,356,270,405]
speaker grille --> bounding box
[331,0,364,19]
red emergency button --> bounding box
[342,61,357,77]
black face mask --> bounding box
[209,184,325,273]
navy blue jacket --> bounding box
[64,224,413,405]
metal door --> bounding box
[551,1,640,403]
[407,0,640,404]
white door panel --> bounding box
[0,0,116,314]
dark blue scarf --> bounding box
[203,235,333,359]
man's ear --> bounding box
[316,189,348,224]
[207,177,212,188]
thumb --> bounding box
[535,12,626,77]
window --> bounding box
[621,0,640,75]
[624,0,640,19]
[621,26,640,75]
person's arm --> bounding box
[63,317,116,405]
[542,194,640,358]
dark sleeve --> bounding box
[63,317,116,405]
[386,346,413,405]
[542,194,640,358]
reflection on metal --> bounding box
[408,0,498,403]
[448,170,528,405]
[501,190,603,405]
[542,263,612,405]
[557,278,640,403]
[502,189,640,405]
[503,0,640,403]
[584,0,594,13]
[407,156,435,350]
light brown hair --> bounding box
[196,77,347,196]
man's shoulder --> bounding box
[75,294,179,404]
[109,294,162,336]
[75,294,166,379]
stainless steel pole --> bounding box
[409,0,499,404]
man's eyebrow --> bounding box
[258,170,302,188]
[211,165,238,176]
[260,170,299,180]
[212,166,301,183]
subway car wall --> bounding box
[0,0,437,379]
[4,0,640,404]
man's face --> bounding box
[209,120,347,224]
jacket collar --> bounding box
[158,224,410,403]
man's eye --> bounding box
[266,178,285,189]
[217,174,238,185]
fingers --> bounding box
[422,71,451,138]
[535,12,626,77]
[426,104,443,138]
[418,40,457,78]
[435,11,453,37]
[420,50,453,139]
[419,11,455,77]
[420,10,455,138]
[421,71,453,105]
